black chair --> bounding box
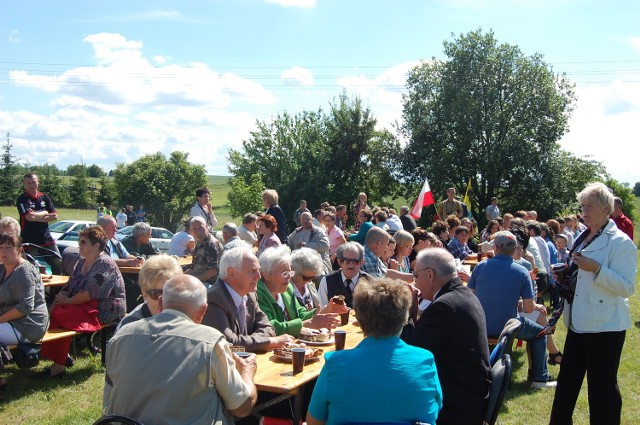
[488,318,522,355]
[484,354,513,425]
[61,245,80,276]
[489,335,508,367]
[92,415,143,425]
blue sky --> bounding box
[2,0,640,185]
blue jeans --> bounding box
[515,316,548,382]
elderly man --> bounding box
[318,242,369,308]
[185,216,224,286]
[402,248,490,425]
[447,226,477,261]
[190,187,218,230]
[17,172,62,274]
[362,226,413,282]
[97,215,143,267]
[468,231,556,389]
[103,274,257,425]
[399,206,417,231]
[438,188,463,219]
[238,213,259,247]
[222,222,248,252]
[611,197,634,241]
[288,211,331,275]
[202,247,293,353]
[121,222,160,258]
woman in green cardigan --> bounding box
[256,245,343,337]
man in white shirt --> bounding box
[318,242,369,307]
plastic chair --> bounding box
[61,245,80,276]
[484,354,513,425]
[489,335,508,367]
[92,415,143,425]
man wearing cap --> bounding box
[468,231,556,389]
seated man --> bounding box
[399,206,417,231]
[447,226,477,261]
[468,231,556,389]
[362,226,413,282]
[385,208,403,232]
[121,222,160,258]
[402,248,490,425]
[103,275,258,425]
[238,213,259,247]
[202,246,294,353]
[318,242,369,308]
[185,216,224,286]
[222,222,249,252]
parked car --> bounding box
[114,226,174,253]
[49,220,95,240]
[54,231,81,254]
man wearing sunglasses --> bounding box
[318,242,369,308]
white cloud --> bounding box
[264,0,316,7]
[8,29,21,43]
[153,55,171,65]
[629,37,640,52]
[281,66,314,86]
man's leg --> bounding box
[550,329,587,424]
[516,317,548,381]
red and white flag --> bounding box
[410,177,435,219]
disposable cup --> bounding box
[292,348,305,374]
[334,330,347,351]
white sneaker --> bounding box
[531,379,557,389]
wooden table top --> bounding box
[119,255,192,274]
[253,312,364,394]
[42,274,69,287]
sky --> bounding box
[2,0,640,185]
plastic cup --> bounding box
[477,252,484,261]
[340,309,351,326]
[292,348,306,374]
[231,345,246,353]
[236,352,251,358]
[334,330,347,351]
[552,263,566,284]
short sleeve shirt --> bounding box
[191,234,223,283]
[17,191,56,246]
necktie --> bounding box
[237,298,247,335]
[344,279,353,307]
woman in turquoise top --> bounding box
[256,245,342,337]
[307,277,442,425]
[348,209,373,245]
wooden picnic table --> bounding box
[118,255,192,274]
[251,311,365,424]
[41,274,70,287]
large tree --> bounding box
[113,152,207,230]
[228,93,400,228]
[0,133,22,205]
[401,29,588,222]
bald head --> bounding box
[161,275,207,322]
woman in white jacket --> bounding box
[550,182,636,425]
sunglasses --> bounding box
[340,257,361,265]
[301,274,316,282]
[145,289,163,301]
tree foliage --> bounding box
[68,165,95,209]
[87,164,105,178]
[0,133,21,205]
[228,93,400,228]
[400,29,592,223]
[66,164,87,177]
[39,169,70,208]
[113,152,207,230]
[227,174,265,218]
[97,176,117,207]
[633,182,640,197]
[605,178,637,222]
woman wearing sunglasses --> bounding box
[256,245,343,337]
[116,255,183,331]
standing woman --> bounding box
[323,212,346,269]
[262,189,288,244]
[549,182,636,425]
[351,192,370,231]
[0,233,49,389]
[40,226,125,378]
[257,214,281,256]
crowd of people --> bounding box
[0,172,637,425]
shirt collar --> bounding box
[223,281,246,308]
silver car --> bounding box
[114,226,174,253]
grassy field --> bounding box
[0,183,637,424]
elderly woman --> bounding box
[40,226,125,378]
[392,230,415,273]
[0,232,48,389]
[257,214,281,256]
[290,248,324,310]
[121,222,160,258]
[256,245,341,337]
[307,277,442,425]
[116,255,183,331]
[549,182,637,424]
[262,189,288,244]
[0,217,20,235]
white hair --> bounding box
[162,275,207,311]
[259,245,292,276]
[219,246,255,280]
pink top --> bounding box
[258,232,281,256]
[327,226,345,256]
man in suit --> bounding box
[402,248,490,425]
[202,246,294,353]
[317,242,369,308]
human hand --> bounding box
[270,334,295,348]
[388,258,400,270]
[233,352,257,377]
[321,301,349,315]
[534,304,548,315]
[457,270,470,282]
[309,313,340,329]
[54,293,71,305]
[572,253,599,273]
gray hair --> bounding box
[0,217,20,234]
[337,242,364,261]
[222,222,238,236]
[162,275,207,312]
[577,182,615,216]
[96,215,116,228]
[291,247,324,276]
[259,245,292,276]
[191,216,206,227]
[261,189,279,205]
[139,255,183,292]
[219,246,255,280]
[242,213,258,225]
[416,248,457,280]
[132,222,151,239]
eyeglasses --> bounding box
[301,274,316,281]
[340,257,361,265]
[145,289,163,301]
[275,270,295,279]
[412,267,432,278]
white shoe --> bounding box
[531,379,557,389]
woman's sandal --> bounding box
[548,351,563,365]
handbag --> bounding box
[13,340,41,369]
